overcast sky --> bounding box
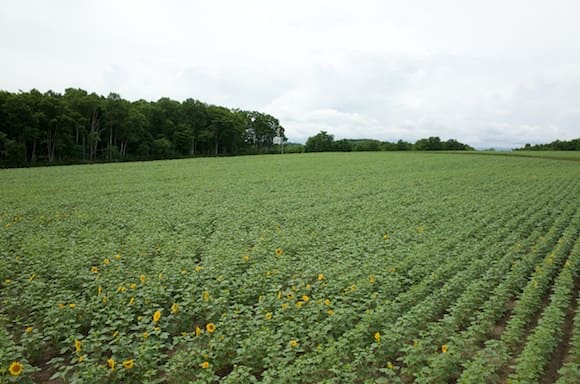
[1,0,579,148]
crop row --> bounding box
[555,294,580,384]
[255,177,579,382]
[402,193,578,383]
[1,153,579,383]
[509,239,579,383]
[456,217,578,382]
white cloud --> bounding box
[1,0,579,148]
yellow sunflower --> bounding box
[8,361,23,376]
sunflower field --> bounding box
[0,152,578,383]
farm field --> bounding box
[452,151,580,162]
[0,152,578,384]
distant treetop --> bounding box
[303,132,473,152]
[515,138,580,151]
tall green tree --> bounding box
[305,131,335,152]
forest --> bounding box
[0,89,475,168]
[515,138,580,151]
[302,131,473,152]
[0,89,286,166]
[3,88,576,168]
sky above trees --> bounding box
[1,0,579,148]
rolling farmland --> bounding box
[0,152,578,383]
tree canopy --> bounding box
[0,89,286,166]
[303,132,473,152]
[515,138,580,151]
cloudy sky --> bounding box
[1,0,579,148]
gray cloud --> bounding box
[1,0,579,148]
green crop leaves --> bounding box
[0,152,578,383]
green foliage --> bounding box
[304,131,335,152]
[303,132,472,153]
[516,138,580,151]
[0,152,578,382]
[0,89,286,166]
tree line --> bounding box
[301,131,474,152]
[515,138,580,151]
[0,89,286,166]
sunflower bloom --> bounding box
[383,234,389,240]
[302,295,309,302]
[75,339,82,353]
[369,275,376,284]
[387,361,394,369]
[25,326,33,334]
[441,344,448,353]
[243,255,250,262]
[195,326,202,337]
[327,309,334,316]
[318,273,325,281]
[91,266,98,273]
[139,274,146,284]
[8,361,23,376]
[123,359,134,369]
[107,358,115,370]
[206,323,216,333]
[103,258,110,265]
[374,332,381,343]
[275,248,283,256]
[171,303,179,314]
[78,355,86,363]
[265,312,273,320]
[200,361,210,369]
[202,291,210,301]
[153,310,161,323]
[289,340,299,348]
